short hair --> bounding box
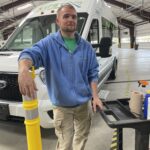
[57,3,76,17]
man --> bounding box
[18,3,103,150]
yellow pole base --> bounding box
[25,118,42,150]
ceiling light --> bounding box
[17,3,33,11]
[104,2,111,8]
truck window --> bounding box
[9,19,44,49]
[87,19,99,44]
[87,19,100,55]
[102,17,118,45]
[4,13,88,51]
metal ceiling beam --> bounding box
[104,0,150,21]
[0,12,29,30]
[104,0,131,9]
[0,0,31,31]
[0,0,31,12]
[117,17,134,28]
[3,26,16,40]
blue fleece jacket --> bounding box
[19,31,99,107]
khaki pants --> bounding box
[53,101,92,150]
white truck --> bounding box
[0,0,118,128]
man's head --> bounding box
[56,4,77,36]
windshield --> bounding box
[3,13,88,51]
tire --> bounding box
[109,59,117,80]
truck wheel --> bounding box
[109,59,117,80]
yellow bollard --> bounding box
[23,66,42,150]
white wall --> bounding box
[135,23,150,49]
[120,28,130,48]
[120,23,150,49]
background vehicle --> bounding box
[0,0,118,128]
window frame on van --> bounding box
[4,13,88,51]
[87,19,100,55]
[102,17,118,45]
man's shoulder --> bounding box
[78,38,95,54]
[48,31,62,41]
[45,33,56,39]
[41,33,57,43]
[80,38,92,49]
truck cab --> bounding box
[0,0,118,128]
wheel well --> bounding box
[108,57,118,80]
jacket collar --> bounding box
[54,30,81,45]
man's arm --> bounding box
[18,59,37,98]
[90,81,103,112]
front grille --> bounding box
[0,73,22,102]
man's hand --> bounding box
[90,82,103,112]
[92,97,103,112]
[18,60,37,99]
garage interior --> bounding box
[0,0,150,150]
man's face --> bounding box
[56,7,77,33]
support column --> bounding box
[129,26,135,48]
[118,27,121,48]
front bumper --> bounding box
[0,99,54,128]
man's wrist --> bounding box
[92,95,99,100]
[19,59,32,72]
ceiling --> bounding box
[105,0,150,27]
[0,0,150,38]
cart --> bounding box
[99,98,150,150]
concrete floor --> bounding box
[0,48,150,150]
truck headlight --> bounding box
[39,69,46,84]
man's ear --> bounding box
[56,18,59,26]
